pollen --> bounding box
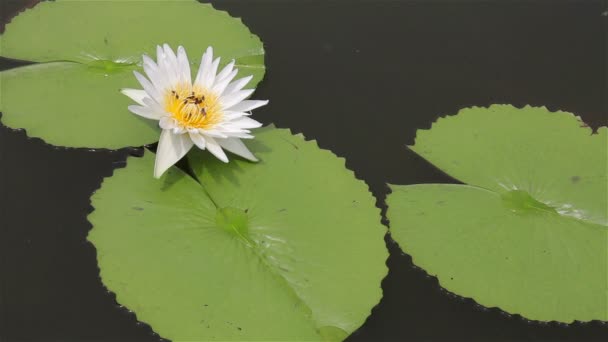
[165,84,221,129]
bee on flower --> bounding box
[122,44,268,178]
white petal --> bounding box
[226,100,268,113]
[220,89,255,110]
[158,45,178,85]
[204,58,220,88]
[201,129,229,139]
[133,71,161,100]
[222,75,253,96]
[213,123,250,133]
[231,117,263,129]
[142,97,164,111]
[176,46,191,85]
[214,60,235,84]
[222,111,250,120]
[163,44,179,71]
[193,50,210,86]
[128,105,162,120]
[211,69,238,96]
[216,127,250,135]
[225,132,254,139]
[204,136,229,163]
[156,45,165,67]
[142,54,159,71]
[154,130,194,179]
[217,67,238,89]
[189,132,207,150]
[159,116,177,130]
[217,138,258,162]
[121,88,148,106]
[194,47,214,88]
[142,55,168,92]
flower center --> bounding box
[164,84,221,129]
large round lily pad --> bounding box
[0,0,265,149]
[387,105,607,322]
[88,126,388,341]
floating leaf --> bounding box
[0,62,158,148]
[387,105,607,322]
[88,126,388,341]
[0,0,265,148]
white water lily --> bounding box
[122,44,267,178]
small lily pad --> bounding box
[88,126,388,341]
[387,105,607,322]
[0,0,265,148]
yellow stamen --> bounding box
[165,83,221,129]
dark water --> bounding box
[1,0,607,341]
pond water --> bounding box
[1,0,606,341]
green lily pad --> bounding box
[0,62,159,148]
[88,126,388,341]
[0,0,265,148]
[387,105,607,322]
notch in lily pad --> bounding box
[501,190,558,215]
[216,207,253,246]
[86,59,137,74]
